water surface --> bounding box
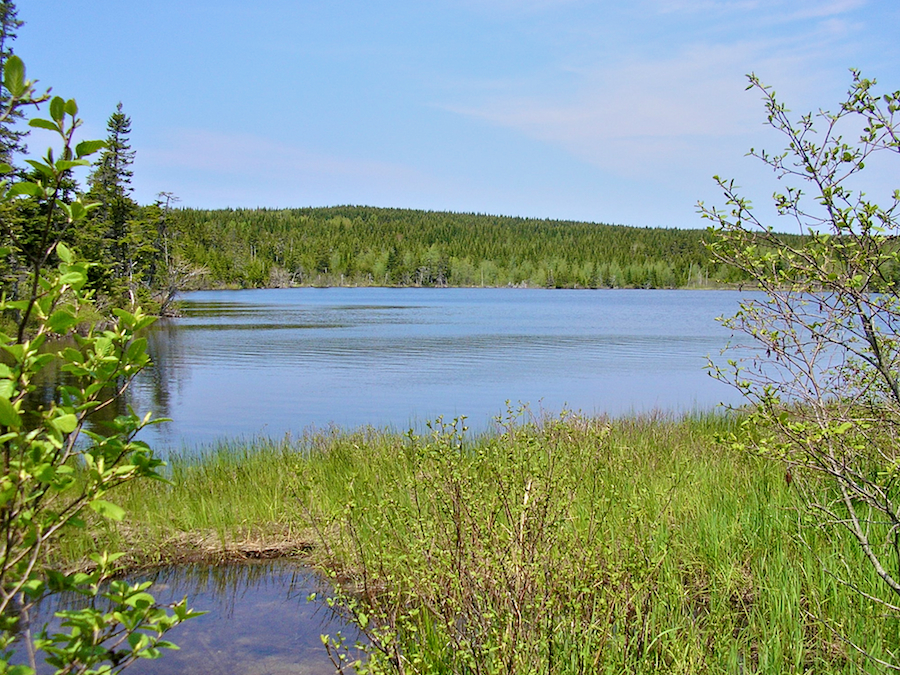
[132,288,747,448]
[25,562,360,675]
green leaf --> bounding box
[128,632,148,650]
[8,182,42,197]
[24,159,53,178]
[22,578,46,598]
[61,347,83,364]
[112,307,136,327]
[835,421,854,435]
[89,499,126,521]
[64,98,78,116]
[32,353,54,371]
[48,309,77,334]
[28,117,58,132]
[134,315,157,331]
[51,413,78,434]
[0,396,20,428]
[54,159,89,172]
[68,201,86,221]
[126,337,148,362]
[56,241,73,263]
[59,271,86,286]
[49,96,65,123]
[75,139,105,158]
[3,55,25,98]
[125,591,155,608]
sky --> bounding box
[13,0,900,229]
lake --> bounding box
[131,287,748,449]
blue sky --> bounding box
[15,0,900,228]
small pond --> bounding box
[22,561,362,675]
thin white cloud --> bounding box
[453,0,583,14]
[653,0,762,13]
[652,0,865,17]
[145,129,418,182]
[440,0,869,179]
[444,41,802,177]
[785,0,866,20]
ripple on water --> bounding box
[23,562,362,675]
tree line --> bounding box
[171,206,765,290]
[0,2,791,304]
[0,0,815,313]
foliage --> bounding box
[0,1,25,168]
[280,413,890,674]
[55,410,900,672]
[0,56,199,674]
[86,103,134,209]
[0,93,197,315]
[84,103,145,306]
[170,206,767,289]
[702,71,900,663]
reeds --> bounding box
[55,412,900,673]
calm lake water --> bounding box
[131,287,748,449]
[24,562,362,675]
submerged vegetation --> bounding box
[53,413,899,674]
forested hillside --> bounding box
[173,206,748,289]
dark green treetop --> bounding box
[0,1,26,167]
[88,102,135,210]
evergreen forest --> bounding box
[171,206,760,290]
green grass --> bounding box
[54,411,900,673]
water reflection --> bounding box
[129,288,749,449]
[28,561,361,675]
[21,338,137,434]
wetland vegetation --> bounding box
[52,412,900,673]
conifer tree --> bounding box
[88,102,135,220]
[0,1,25,167]
[87,102,143,302]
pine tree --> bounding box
[0,1,26,167]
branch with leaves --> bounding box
[0,55,200,675]
[702,71,900,665]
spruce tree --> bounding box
[0,1,26,167]
[89,102,135,211]
[87,102,142,301]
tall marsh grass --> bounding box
[57,412,900,673]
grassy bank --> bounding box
[57,412,900,673]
